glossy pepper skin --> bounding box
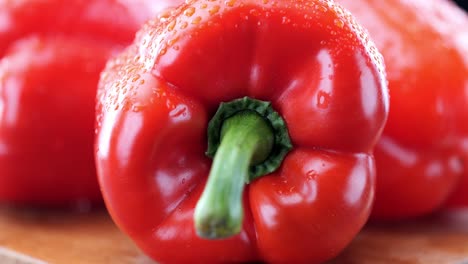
[95,0,389,263]
[337,0,468,219]
[0,0,172,206]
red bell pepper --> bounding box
[95,0,389,262]
[337,0,468,219]
[0,0,172,206]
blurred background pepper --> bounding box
[0,0,173,207]
[336,0,468,220]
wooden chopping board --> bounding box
[1,205,468,264]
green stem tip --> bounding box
[194,97,292,240]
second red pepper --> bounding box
[0,0,173,206]
[95,0,389,263]
[337,0,468,219]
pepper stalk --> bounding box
[194,97,292,239]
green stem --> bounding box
[194,111,274,239]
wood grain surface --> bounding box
[1,205,468,264]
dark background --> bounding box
[453,0,468,11]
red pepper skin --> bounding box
[336,0,468,218]
[446,152,468,207]
[0,0,171,206]
[95,0,389,263]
